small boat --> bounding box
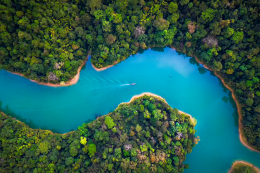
[130,83,136,85]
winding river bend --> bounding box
[0,47,260,172]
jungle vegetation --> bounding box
[230,162,259,173]
[0,95,198,173]
[0,0,260,152]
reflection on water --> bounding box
[0,101,38,130]
[0,47,259,172]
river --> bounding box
[0,47,259,172]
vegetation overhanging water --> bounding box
[1,48,260,172]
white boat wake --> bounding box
[120,83,136,86]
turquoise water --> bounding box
[0,47,259,172]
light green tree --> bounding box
[168,2,178,13]
[232,31,244,43]
[105,116,116,129]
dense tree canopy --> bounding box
[0,95,198,172]
[230,162,259,173]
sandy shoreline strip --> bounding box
[229,160,260,173]
[119,92,195,122]
[9,52,90,87]
[91,61,120,72]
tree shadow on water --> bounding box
[0,101,62,133]
[188,57,207,75]
[137,46,168,55]
[198,66,207,75]
[189,57,200,66]
[151,47,166,52]
[0,101,37,129]
[220,90,239,128]
[215,75,239,128]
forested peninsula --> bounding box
[229,161,260,173]
[0,94,198,173]
[0,0,260,155]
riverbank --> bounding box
[92,46,258,152]
[0,111,75,136]
[91,60,120,72]
[229,160,260,173]
[10,52,90,87]
[192,53,260,153]
[166,46,259,153]
[91,45,167,72]
[3,46,258,152]
[0,92,197,172]
[0,92,194,135]
[119,92,196,124]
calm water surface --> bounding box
[0,47,259,172]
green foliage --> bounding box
[246,98,254,106]
[112,127,117,133]
[38,141,50,154]
[144,109,151,119]
[212,61,223,71]
[153,18,170,31]
[168,2,178,13]
[102,20,111,32]
[78,123,88,136]
[108,163,114,171]
[105,116,116,129]
[69,146,78,157]
[65,157,74,166]
[139,104,144,112]
[116,0,128,10]
[201,8,215,23]
[136,124,142,132]
[0,95,197,172]
[152,109,164,120]
[232,31,244,43]
[224,27,234,38]
[88,144,97,157]
[2,0,260,169]
[180,0,190,6]
[140,144,148,152]
[110,13,122,24]
[94,10,104,20]
[231,163,258,173]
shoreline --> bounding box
[9,52,90,87]
[3,46,259,152]
[1,92,193,135]
[119,92,195,122]
[91,45,168,72]
[92,45,259,153]
[191,53,260,153]
[229,160,260,173]
[0,111,75,136]
[91,61,120,72]
[168,46,260,153]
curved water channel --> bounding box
[0,47,259,172]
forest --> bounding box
[230,162,260,173]
[0,0,259,153]
[0,95,198,172]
